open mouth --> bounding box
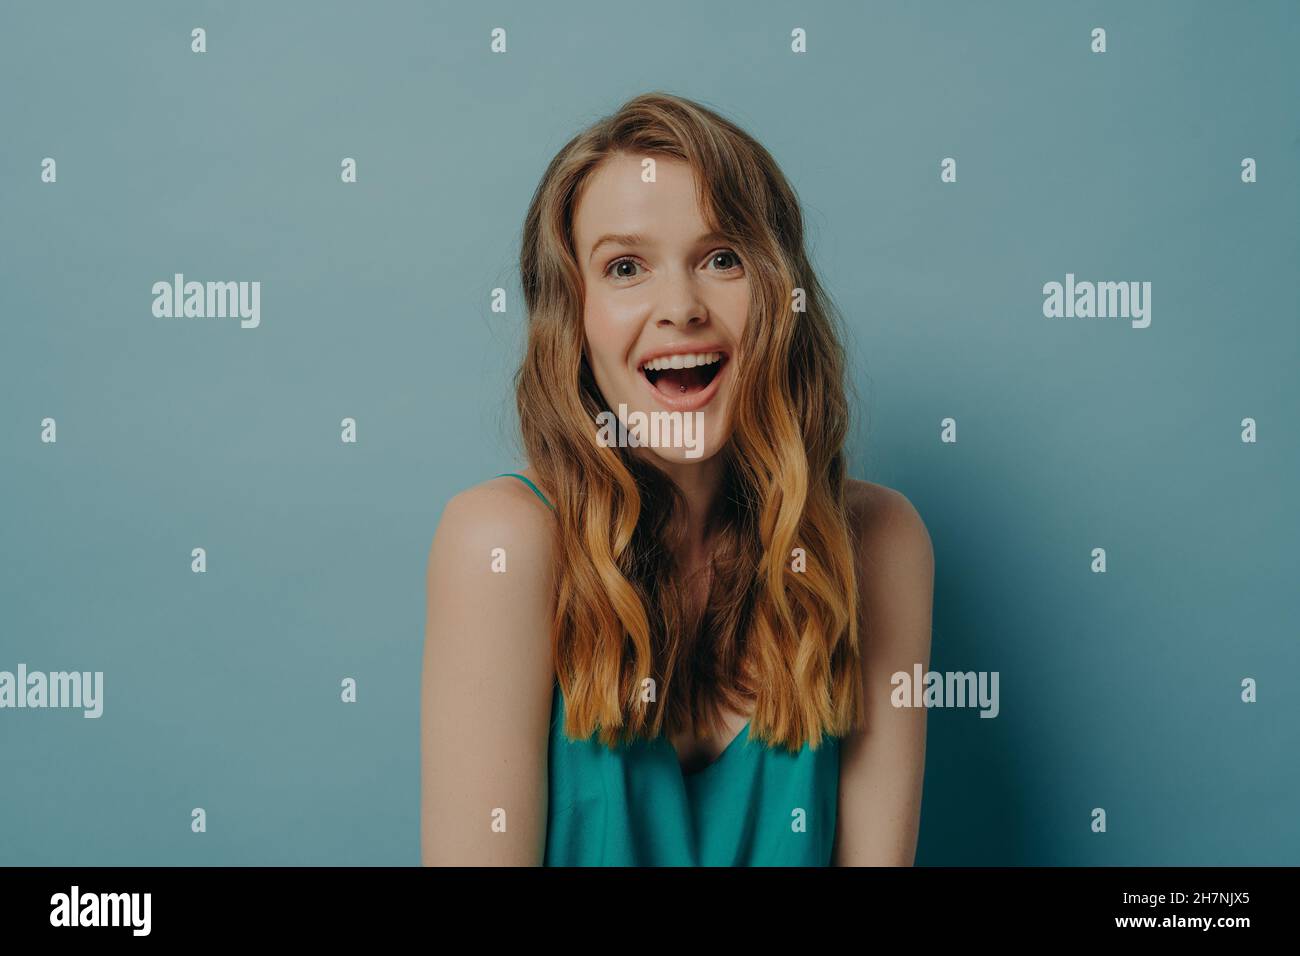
[639,351,727,398]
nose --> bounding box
[655,270,708,329]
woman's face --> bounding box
[573,152,748,466]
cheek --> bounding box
[583,296,637,375]
[724,283,751,338]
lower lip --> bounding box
[637,358,729,412]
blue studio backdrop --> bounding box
[1,0,1296,865]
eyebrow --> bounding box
[587,230,731,264]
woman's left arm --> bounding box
[832,483,935,866]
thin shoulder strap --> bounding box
[496,472,555,511]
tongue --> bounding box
[654,366,711,395]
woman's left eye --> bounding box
[708,250,743,271]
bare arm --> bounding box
[420,480,556,865]
[833,483,935,866]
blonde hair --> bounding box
[517,91,862,751]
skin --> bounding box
[420,153,934,866]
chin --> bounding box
[610,395,734,467]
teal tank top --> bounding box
[497,473,842,866]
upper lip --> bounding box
[635,343,730,370]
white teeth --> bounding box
[641,351,722,371]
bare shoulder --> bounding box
[423,472,557,643]
[423,468,558,714]
[431,471,555,560]
[844,478,935,652]
[845,478,933,569]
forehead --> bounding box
[572,153,710,249]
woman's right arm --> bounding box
[420,480,556,865]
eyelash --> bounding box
[604,249,744,280]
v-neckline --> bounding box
[553,683,754,776]
[670,718,752,778]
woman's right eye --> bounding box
[606,257,643,280]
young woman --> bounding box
[421,92,934,866]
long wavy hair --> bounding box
[516,91,862,752]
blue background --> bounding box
[1,0,1296,865]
